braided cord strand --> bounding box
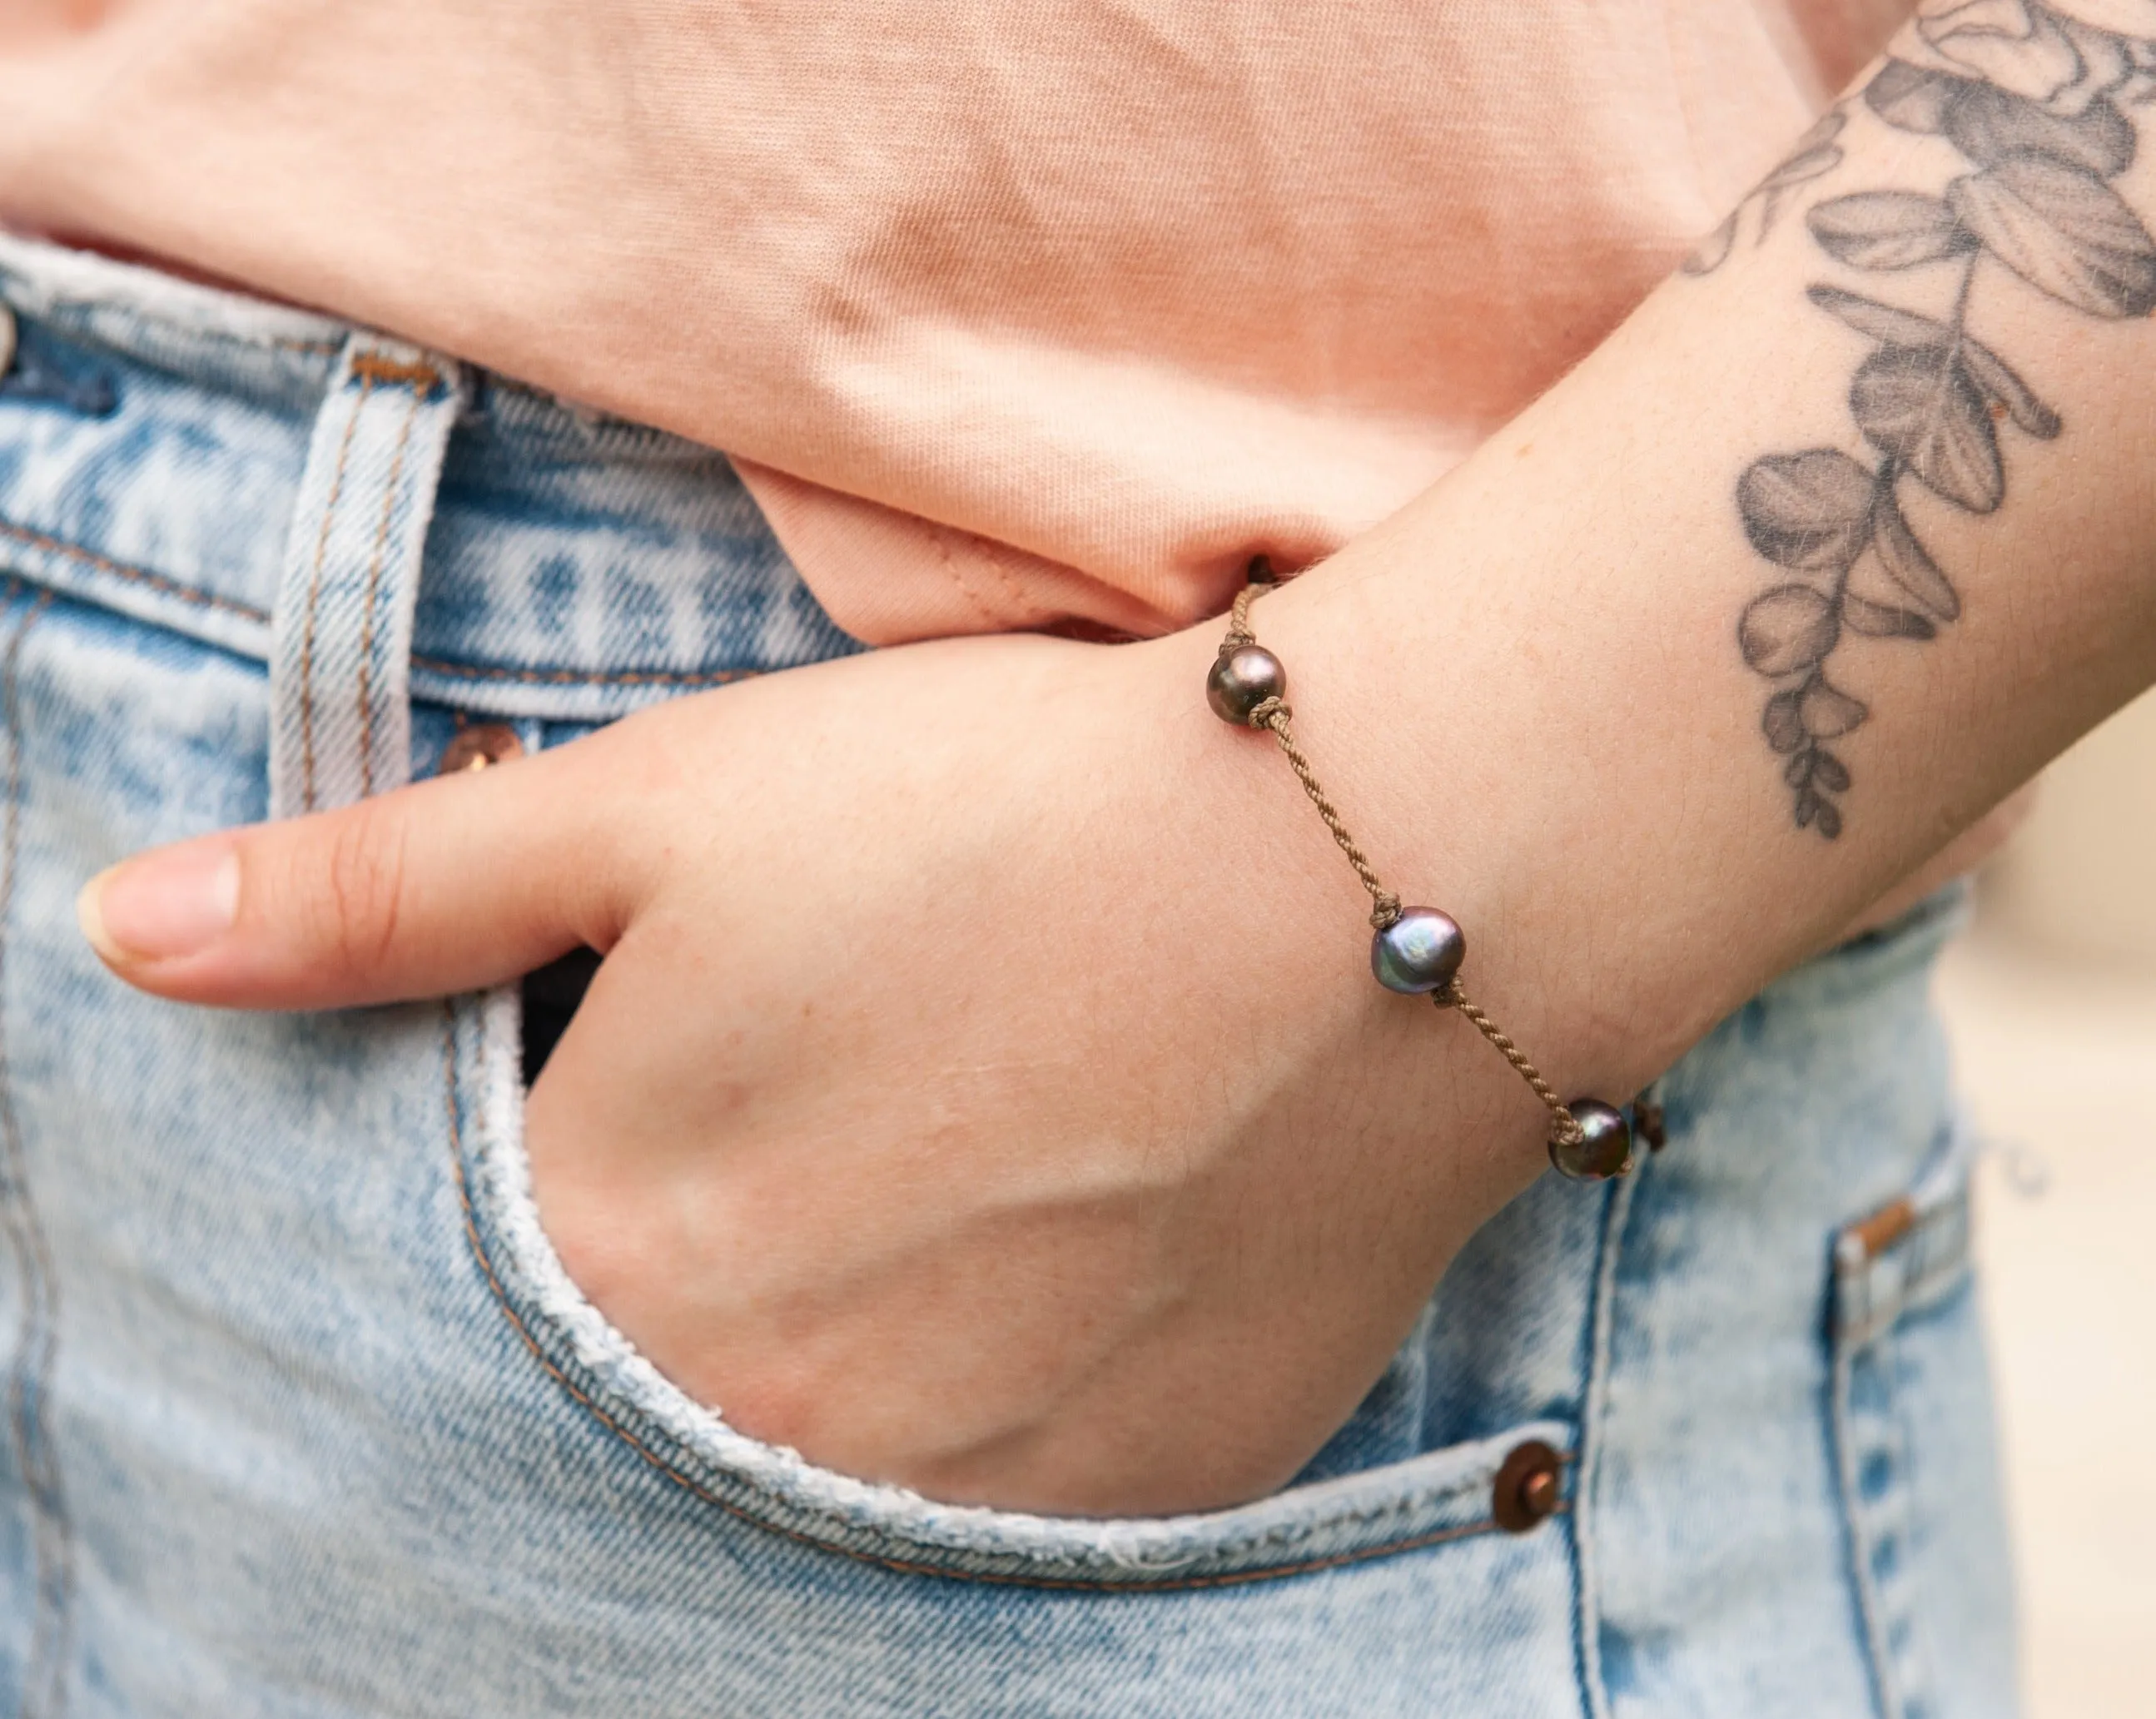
[1443,988,1585,1149]
[1227,585,1583,1152]
[1250,702,1399,930]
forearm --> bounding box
[76,5,2156,1515]
[1170,16,2156,1120]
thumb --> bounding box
[77,739,656,1011]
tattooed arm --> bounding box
[1239,0,2156,1096]
[82,1,2156,1515]
[1693,7,2154,836]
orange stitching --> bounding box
[349,354,443,392]
[0,585,74,1710]
[0,520,791,694]
[355,386,425,798]
[0,525,772,691]
[298,373,372,811]
[438,1000,1528,1592]
[410,656,762,690]
[0,519,266,622]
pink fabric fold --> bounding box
[0,1,1914,642]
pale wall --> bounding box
[1986,688,2156,967]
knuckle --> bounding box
[298,807,411,979]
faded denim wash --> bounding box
[0,234,2014,1717]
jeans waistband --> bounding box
[0,233,860,723]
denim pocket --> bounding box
[1830,1128,2016,1719]
[442,986,1576,1591]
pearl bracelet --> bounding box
[1207,577,1637,1181]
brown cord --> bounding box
[1443,991,1582,1148]
[1250,701,1401,931]
[1226,584,1585,1152]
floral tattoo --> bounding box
[1693,0,2156,838]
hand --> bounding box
[74,626,1564,1516]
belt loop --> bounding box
[268,336,460,820]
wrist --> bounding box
[1128,584,1661,1186]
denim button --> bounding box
[1492,1439,1563,1533]
[437,723,523,775]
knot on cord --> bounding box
[1369,892,1403,931]
[1247,695,1289,730]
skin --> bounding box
[75,14,2156,1516]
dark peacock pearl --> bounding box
[1206,645,1287,724]
[1548,1099,1635,1181]
[1370,907,1466,995]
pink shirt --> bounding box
[0,2,1912,643]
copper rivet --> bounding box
[1846,1195,1917,1263]
[1492,1439,1563,1533]
[1636,1098,1667,1152]
[436,723,523,777]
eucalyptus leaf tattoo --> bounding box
[1701,1,2156,838]
[1685,110,1850,273]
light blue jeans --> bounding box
[0,235,2013,1717]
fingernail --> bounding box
[77,840,241,965]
